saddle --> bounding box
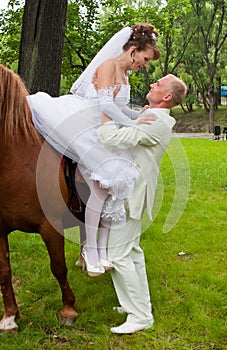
[63,156,83,214]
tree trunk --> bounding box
[208,84,215,133]
[18,0,67,96]
[216,76,221,106]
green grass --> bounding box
[0,138,226,349]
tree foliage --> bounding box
[0,0,226,124]
[0,0,23,70]
[184,0,227,131]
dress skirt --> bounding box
[27,92,140,221]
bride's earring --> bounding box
[130,53,135,64]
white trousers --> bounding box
[107,218,153,324]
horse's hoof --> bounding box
[60,316,77,326]
[0,327,18,334]
[60,305,78,325]
[0,316,19,333]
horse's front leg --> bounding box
[40,221,78,325]
[0,233,19,333]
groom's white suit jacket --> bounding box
[97,108,176,221]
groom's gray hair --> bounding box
[166,74,187,107]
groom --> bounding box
[97,74,187,334]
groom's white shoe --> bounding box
[110,318,154,334]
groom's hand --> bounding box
[136,113,157,125]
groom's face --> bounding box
[146,76,171,104]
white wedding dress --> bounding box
[27,83,140,221]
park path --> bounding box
[173,133,227,140]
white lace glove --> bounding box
[97,88,136,127]
[122,106,140,120]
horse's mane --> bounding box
[0,64,41,143]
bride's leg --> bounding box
[97,217,111,261]
[83,174,108,266]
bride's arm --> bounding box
[95,61,135,126]
[122,105,140,119]
[95,61,155,126]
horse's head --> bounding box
[0,64,41,143]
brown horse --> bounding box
[0,64,85,332]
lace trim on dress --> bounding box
[97,86,116,97]
[101,197,126,222]
[91,162,140,223]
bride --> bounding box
[27,23,160,276]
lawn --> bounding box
[0,138,226,349]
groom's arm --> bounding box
[97,117,173,149]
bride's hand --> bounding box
[136,113,157,125]
[139,105,150,114]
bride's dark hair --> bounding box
[123,23,160,60]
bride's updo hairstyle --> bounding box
[123,23,160,60]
